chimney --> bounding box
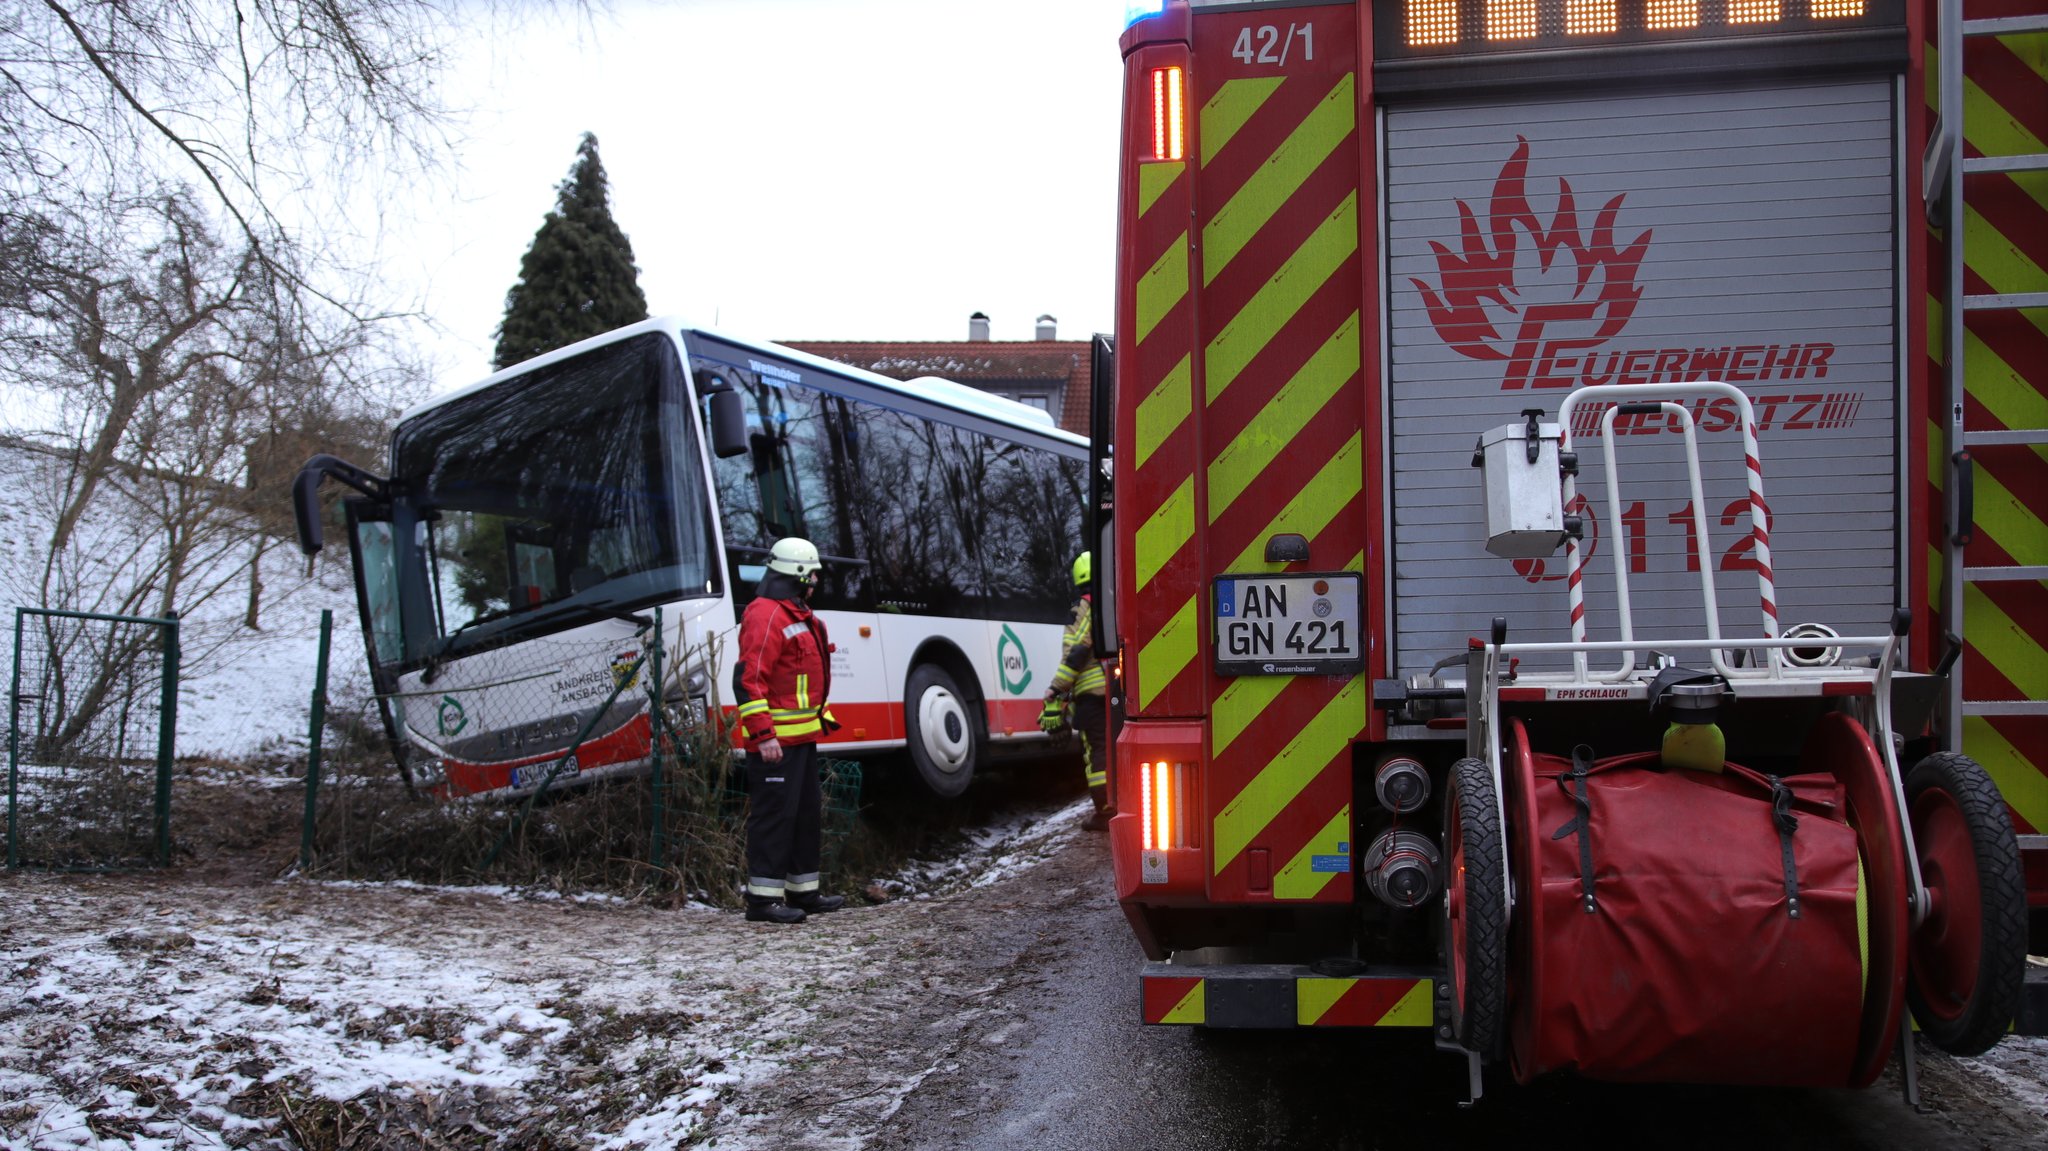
[968,311,991,341]
[1035,314,1058,341]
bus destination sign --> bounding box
[1213,572,1365,677]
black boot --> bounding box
[745,900,806,924]
[1083,786,1113,831]
[788,892,845,914]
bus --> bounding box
[292,318,1090,799]
[1099,0,2044,1096]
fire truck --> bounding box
[1099,0,2047,1098]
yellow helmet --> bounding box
[1072,551,1091,588]
[767,537,823,580]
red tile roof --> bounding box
[784,340,1096,437]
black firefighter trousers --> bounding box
[745,740,823,905]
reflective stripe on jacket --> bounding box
[1050,595,1107,697]
[736,595,835,745]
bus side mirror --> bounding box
[293,467,326,556]
[708,390,748,459]
[292,454,390,557]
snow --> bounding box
[0,794,1094,1150]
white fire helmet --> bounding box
[766,537,823,581]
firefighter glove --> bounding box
[1038,697,1068,733]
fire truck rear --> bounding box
[1101,0,2048,1095]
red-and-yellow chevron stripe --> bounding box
[1927,0,2048,831]
[1121,54,1205,724]
[1140,971,1435,1027]
[1190,13,1370,904]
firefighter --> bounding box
[735,537,846,924]
[1042,551,1113,831]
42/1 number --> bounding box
[1232,22,1315,66]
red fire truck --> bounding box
[1099,0,2047,1098]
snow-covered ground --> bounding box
[0,796,1095,1151]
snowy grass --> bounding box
[0,793,1091,1150]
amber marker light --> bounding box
[1150,67,1185,162]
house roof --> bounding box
[783,339,1096,437]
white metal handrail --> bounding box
[1556,381,1778,682]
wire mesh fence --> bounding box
[298,610,863,900]
[7,608,177,869]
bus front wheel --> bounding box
[906,664,981,798]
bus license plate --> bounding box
[513,756,577,790]
[1213,573,1364,676]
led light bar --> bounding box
[1140,760,1192,850]
[1385,0,1897,57]
[1150,67,1185,162]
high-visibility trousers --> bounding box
[1073,693,1108,790]
[744,741,823,902]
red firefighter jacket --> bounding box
[735,593,835,747]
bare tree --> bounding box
[0,189,417,753]
[1,0,456,292]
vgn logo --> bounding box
[437,693,467,738]
[997,624,1033,695]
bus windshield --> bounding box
[377,332,717,667]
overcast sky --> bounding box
[393,0,1127,387]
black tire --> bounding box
[1904,751,2028,1056]
[1443,756,1508,1059]
[905,663,982,798]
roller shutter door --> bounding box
[1385,78,1899,675]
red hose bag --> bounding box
[1509,736,1868,1086]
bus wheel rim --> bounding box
[919,687,971,772]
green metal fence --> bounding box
[7,607,179,869]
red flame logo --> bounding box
[1411,138,1652,390]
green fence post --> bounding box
[301,609,332,873]
[7,607,21,870]
[154,611,179,867]
[649,607,667,881]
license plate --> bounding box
[1213,573,1364,676]
[512,755,578,790]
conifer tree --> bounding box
[493,133,649,369]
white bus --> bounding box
[292,318,1090,798]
